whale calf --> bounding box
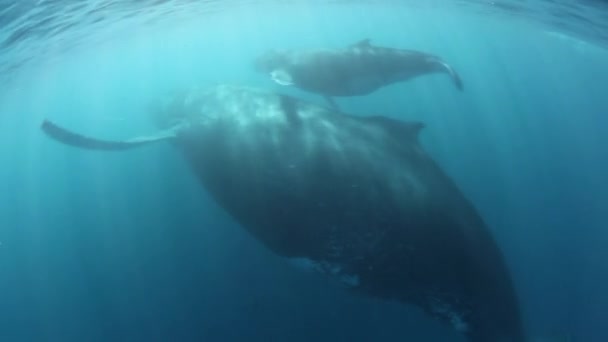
[41,85,523,342]
[254,39,464,109]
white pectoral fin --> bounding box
[270,69,294,86]
[438,61,464,91]
[41,119,176,151]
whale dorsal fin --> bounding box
[364,116,425,142]
[41,120,176,151]
[351,38,372,48]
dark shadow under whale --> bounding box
[255,39,464,109]
[41,85,524,342]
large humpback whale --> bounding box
[254,39,464,109]
[41,85,523,342]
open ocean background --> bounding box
[0,1,607,341]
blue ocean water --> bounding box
[0,1,607,341]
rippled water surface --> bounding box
[1,0,607,78]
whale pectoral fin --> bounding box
[41,120,175,151]
[270,69,294,86]
[323,96,340,111]
[438,61,464,91]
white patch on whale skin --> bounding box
[544,30,600,54]
[288,257,318,272]
[287,257,360,288]
[270,69,294,86]
[339,274,360,287]
[450,314,469,333]
[429,297,469,333]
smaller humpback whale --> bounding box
[41,85,522,342]
[254,39,464,109]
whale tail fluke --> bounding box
[41,120,175,151]
[437,61,464,91]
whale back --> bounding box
[158,86,524,342]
